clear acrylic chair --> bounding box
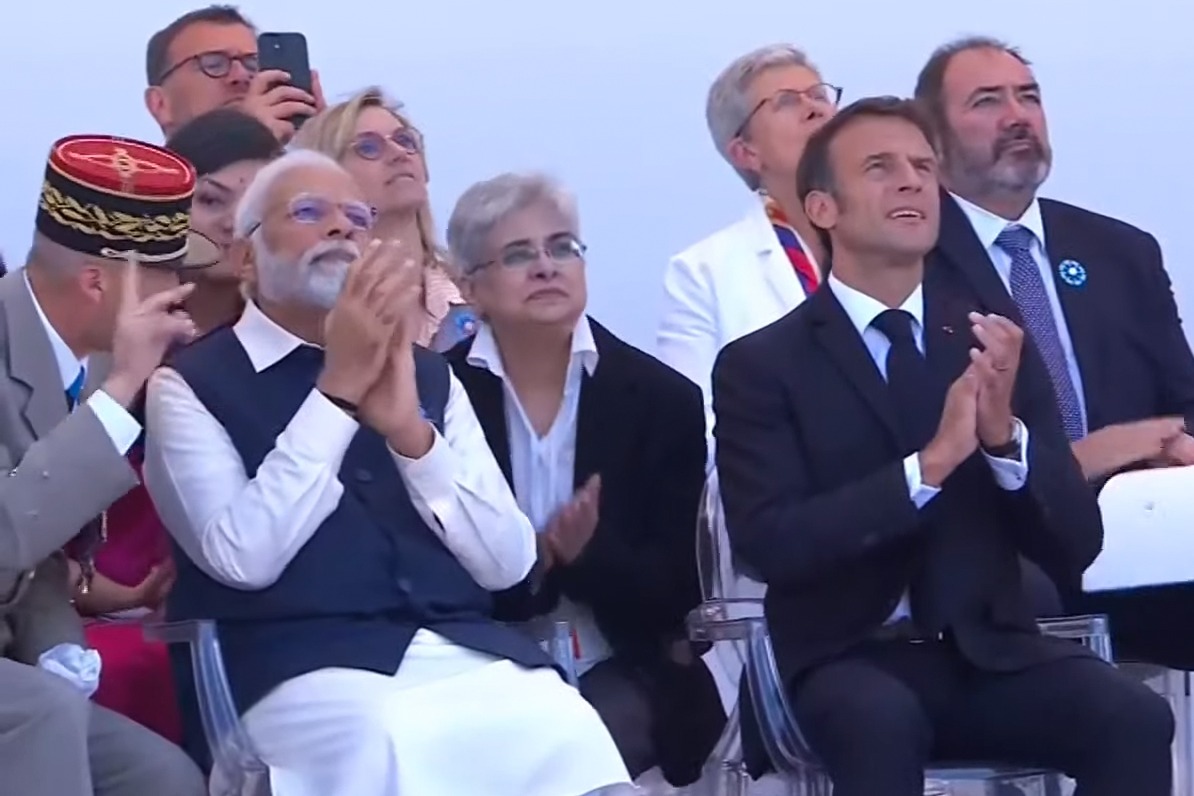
[688,472,1114,796]
[145,617,582,796]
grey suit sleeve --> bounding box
[7,554,85,663]
[0,406,138,578]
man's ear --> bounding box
[78,264,107,305]
[803,189,839,238]
[229,238,256,286]
[144,86,173,135]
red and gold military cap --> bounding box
[35,134,212,268]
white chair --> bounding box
[687,472,1114,796]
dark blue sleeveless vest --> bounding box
[166,328,550,717]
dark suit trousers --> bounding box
[790,638,1173,796]
[580,657,657,778]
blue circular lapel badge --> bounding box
[1058,259,1087,288]
[455,308,478,336]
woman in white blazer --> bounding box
[657,43,840,707]
[658,44,840,444]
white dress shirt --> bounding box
[466,316,614,676]
[949,193,1089,433]
[142,300,536,593]
[25,274,140,453]
[827,275,1030,622]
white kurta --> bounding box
[144,302,630,796]
[244,631,629,796]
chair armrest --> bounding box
[1037,613,1113,662]
[513,617,579,687]
[687,598,766,643]
[143,620,266,778]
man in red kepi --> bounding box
[0,134,205,796]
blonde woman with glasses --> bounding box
[293,87,476,350]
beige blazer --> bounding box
[0,273,138,660]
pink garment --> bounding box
[80,447,182,742]
[92,448,171,587]
[419,263,467,347]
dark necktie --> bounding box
[65,366,85,411]
[872,309,949,634]
[871,309,936,451]
[995,225,1085,440]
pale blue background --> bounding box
[1,0,1189,350]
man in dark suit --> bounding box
[713,96,1173,796]
[442,171,725,787]
[915,36,1194,667]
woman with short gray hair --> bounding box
[444,173,726,788]
[658,43,842,450]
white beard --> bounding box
[255,239,360,310]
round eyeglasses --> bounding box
[158,50,260,84]
[350,130,423,161]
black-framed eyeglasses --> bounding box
[350,130,423,160]
[245,194,377,237]
[736,83,844,136]
[157,50,260,84]
[472,235,587,272]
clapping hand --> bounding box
[544,475,601,566]
[968,312,1024,449]
[317,240,408,406]
[357,245,433,457]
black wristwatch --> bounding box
[982,421,1021,459]
[319,390,359,418]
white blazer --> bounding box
[657,200,819,445]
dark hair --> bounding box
[797,96,934,202]
[166,109,282,177]
[913,36,1030,136]
[146,5,254,86]
[795,96,934,254]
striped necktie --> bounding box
[764,195,820,296]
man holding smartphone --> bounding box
[144,5,323,142]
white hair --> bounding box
[232,148,347,240]
[446,172,578,277]
[706,44,819,190]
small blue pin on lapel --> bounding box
[455,309,478,336]
[1058,259,1087,288]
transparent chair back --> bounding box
[687,472,1109,795]
[147,616,582,796]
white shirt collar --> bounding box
[23,272,86,390]
[467,315,599,379]
[950,191,1047,251]
[828,272,924,337]
[232,300,311,373]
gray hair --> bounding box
[446,172,579,277]
[706,44,819,190]
[233,148,347,240]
